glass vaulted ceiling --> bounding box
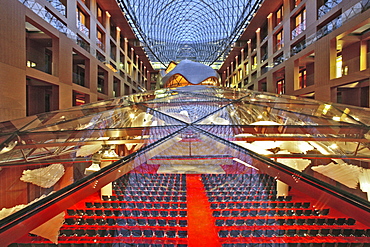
[117,0,263,69]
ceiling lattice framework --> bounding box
[117,0,263,68]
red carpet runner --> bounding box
[187,174,221,247]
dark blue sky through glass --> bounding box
[117,0,262,69]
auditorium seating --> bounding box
[202,173,370,246]
[9,173,370,246]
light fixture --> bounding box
[84,162,101,175]
[233,158,259,170]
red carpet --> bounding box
[187,174,221,247]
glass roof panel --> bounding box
[117,0,263,68]
[1,86,370,238]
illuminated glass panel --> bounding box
[117,0,264,68]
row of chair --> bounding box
[11,244,188,247]
[86,202,187,210]
[201,173,275,181]
[211,209,327,217]
[210,201,310,210]
[125,180,187,185]
[117,184,187,190]
[203,184,275,191]
[218,228,370,238]
[60,228,188,238]
[203,185,276,191]
[221,243,367,247]
[65,217,188,227]
[102,195,187,202]
[207,195,292,202]
[107,195,187,202]
[9,243,367,247]
[117,173,186,182]
[112,189,187,196]
[116,177,186,182]
[206,190,276,196]
[215,217,356,226]
[67,209,187,218]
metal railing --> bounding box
[261,65,270,74]
[291,40,306,57]
[273,54,285,67]
[292,0,369,59]
[46,0,66,16]
[291,20,306,40]
[19,0,77,42]
[96,38,105,51]
[77,19,90,38]
[77,36,90,52]
[73,72,85,86]
[274,40,284,53]
[317,15,342,40]
[318,0,342,18]
[96,51,105,62]
[260,53,268,63]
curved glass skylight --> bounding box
[117,0,263,68]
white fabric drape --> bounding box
[311,162,362,189]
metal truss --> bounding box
[117,0,263,68]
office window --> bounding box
[252,55,257,70]
[292,9,306,39]
[251,35,257,51]
[244,63,249,76]
[26,22,53,75]
[97,4,104,25]
[113,77,120,97]
[295,9,306,27]
[367,40,370,69]
[72,50,88,87]
[336,54,343,78]
[292,0,302,9]
[97,28,105,50]
[277,79,285,94]
[299,69,307,89]
[260,21,268,41]
[110,23,117,41]
[259,80,267,92]
[97,66,107,94]
[76,7,89,37]
[73,91,89,106]
[127,62,132,75]
[80,0,90,9]
[275,5,283,27]
[261,44,268,63]
[110,41,117,60]
[275,29,284,52]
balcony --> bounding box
[261,65,269,75]
[260,53,268,64]
[77,19,89,38]
[292,20,306,40]
[291,40,306,56]
[73,72,85,86]
[96,38,105,51]
[96,51,105,63]
[318,0,342,19]
[273,54,285,67]
[317,15,342,40]
[274,40,284,53]
[46,0,66,16]
[76,36,90,52]
[251,64,257,71]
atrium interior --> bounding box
[1,0,370,246]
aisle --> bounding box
[186,174,221,247]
